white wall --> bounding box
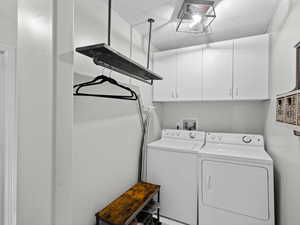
[161,101,266,134]
[17,0,74,225]
[17,0,54,224]
[0,0,17,224]
[53,0,74,224]
[0,0,17,46]
[265,1,300,225]
[73,1,160,225]
[0,52,5,225]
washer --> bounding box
[198,132,274,225]
[147,129,205,225]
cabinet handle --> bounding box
[172,89,176,98]
[176,88,179,98]
[207,175,212,190]
[236,88,239,97]
[229,88,232,97]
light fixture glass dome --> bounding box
[176,0,216,34]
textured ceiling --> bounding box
[99,0,280,50]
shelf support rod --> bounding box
[147,18,155,69]
[147,18,155,85]
[108,0,112,46]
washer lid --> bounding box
[200,144,273,165]
[147,139,203,153]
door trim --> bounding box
[0,43,17,225]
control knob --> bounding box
[242,136,252,144]
[189,132,196,139]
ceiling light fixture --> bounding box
[189,14,202,28]
[176,0,216,34]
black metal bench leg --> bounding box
[157,191,160,223]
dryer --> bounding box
[147,129,205,225]
[198,132,274,225]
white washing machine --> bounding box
[147,129,206,225]
[198,132,274,225]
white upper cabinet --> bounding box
[233,34,269,100]
[152,34,269,102]
[203,40,234,100]
[153,50,178,101]
[177,46,203,100]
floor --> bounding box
[160,217,186,225]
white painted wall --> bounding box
[17,0,74,225]
[0,1,17,225]
[53,1,74,225]
[17,0,74,224]
[0,52,5,225]
[161,102,266,134]
[17,0,54,224]
[73,1,161,225]
[265,1,300,225]
[0,0,17,46]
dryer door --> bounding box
[201,160,269,220]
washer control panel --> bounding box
[206,132,264,146]
[162,129,205,141]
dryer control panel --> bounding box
[206,132,264,146]
[162,129,205,141]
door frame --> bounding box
[0,43,17,225]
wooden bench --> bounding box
[96,182,161,225]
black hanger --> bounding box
[73,75,138,101]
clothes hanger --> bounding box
[73,74,138,101]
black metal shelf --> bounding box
[76,43,162,85]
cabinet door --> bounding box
[177,46,203,100]
[153,50,177,101]
[203,40,234,100]
[202,160,269,220]
[233,34,269,100]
